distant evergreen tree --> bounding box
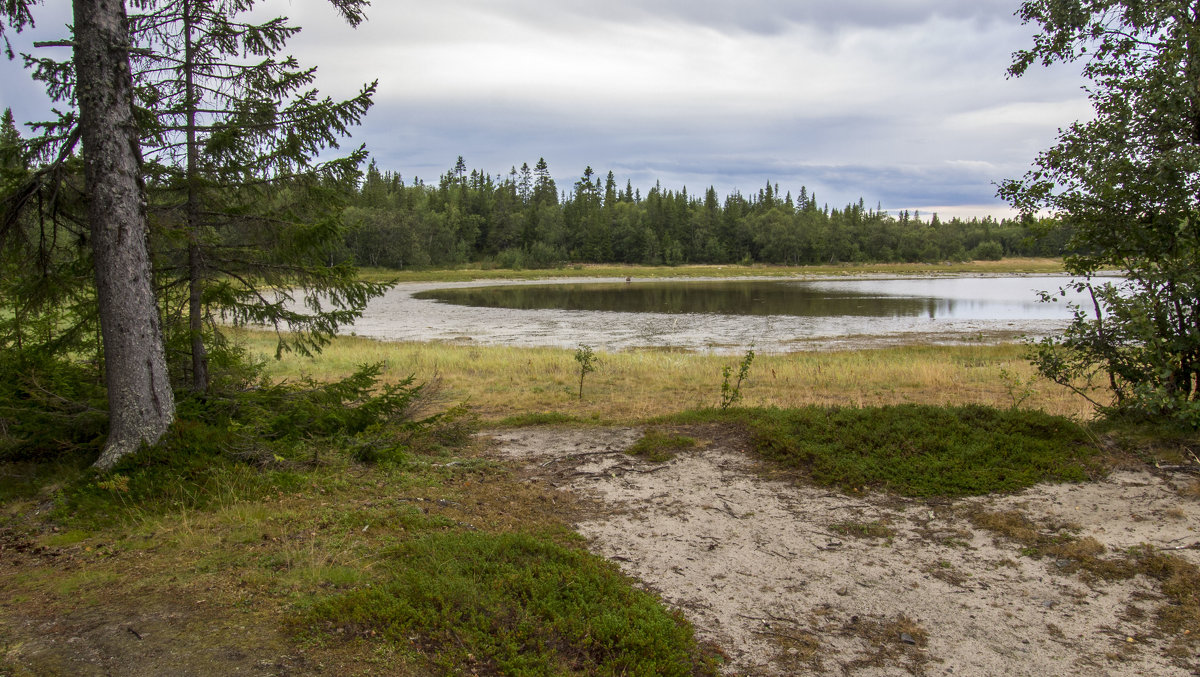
[532,157,557,206]
[518,162,533,205]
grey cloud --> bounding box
[468,0,1021,35]
[0,0,1073,220]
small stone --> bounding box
[900,633,916,645]
[836,587,849,596]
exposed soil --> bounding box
[0,525,343,677]
[487,425,1200,676]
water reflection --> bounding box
[413,278,1080,321]
[348,275,1114,354]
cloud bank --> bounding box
[0,0,1091,219]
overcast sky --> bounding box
[0,1,1091,219]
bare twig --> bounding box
[738,612,799,625]
[751,628,817,642]
[1159,542,1200,551]
[538,450,624,467]
[1153,463,1200,474]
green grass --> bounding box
[626,430,697,463]
[302,531,719,676]
[52,432,308,530]
[245,334,1100,423]
[674,404,1102,497]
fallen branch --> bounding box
[539,450,625,467]
[751,628,817,643]
[738,612,799,625]
[561,462,672,479]
[703,503,744,519]
[621,464,672,475]
[1153,463,1200,474]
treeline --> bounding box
[337,157,1071,269]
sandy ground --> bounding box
[487,426,1200,676]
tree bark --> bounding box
[74,0,176,470]
[184,0,209,393]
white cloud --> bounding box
[946,100,1095,131]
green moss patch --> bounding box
[677,404,1101,497]
[303,531,718,676]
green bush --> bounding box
[969,240,1004,261]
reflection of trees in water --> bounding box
[415,281,1010,319]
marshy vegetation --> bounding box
[239,330,1098,421]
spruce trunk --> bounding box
[74,0,176,469]
[183,0,209,393]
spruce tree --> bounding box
[532,157,557,206]
[126,0,383,392]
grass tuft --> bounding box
[626,429,697,463]
[1182,479,1200,500]
[830,520,895,540]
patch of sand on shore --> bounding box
[489,426,1200,676]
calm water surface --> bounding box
[413,278,1076,320]
[348,275,1109,354]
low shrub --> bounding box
[303,531,718,676]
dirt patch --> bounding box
[487,425,1200,676]
[1,604,309,677]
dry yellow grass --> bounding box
[235,330,1098,422]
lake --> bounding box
[345,275,1105,354]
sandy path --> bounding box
[488,426,1200,676]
